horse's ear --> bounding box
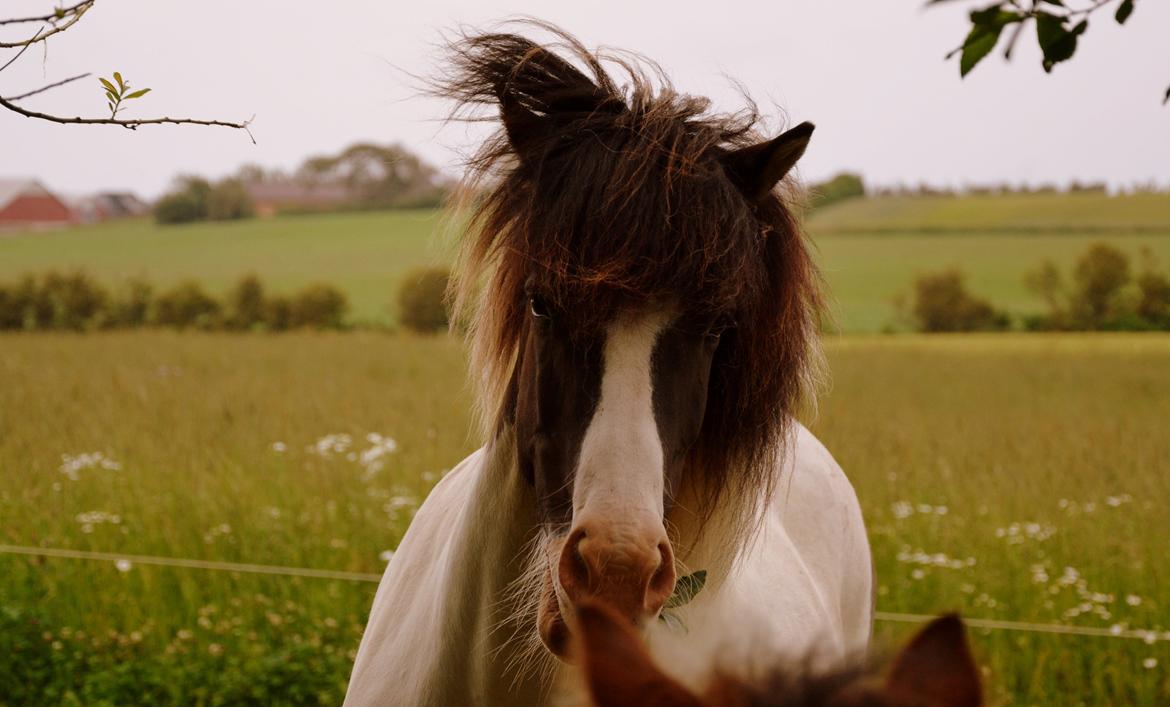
[721,121,815,202]
[885,615,983,707]
[574,603,706,707]
[499,91,557,159]
[493,43,620,163]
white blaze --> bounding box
[572,309,671,525]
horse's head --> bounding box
[575,602,984,707]
[442,23,823,660]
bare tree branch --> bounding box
[0,93,257,143]
[0,0,93,26]
[0,5,89,49]
[3,72,90,101]
[2,1,256,140]
[0,29,40,73]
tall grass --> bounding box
[1,332,1167,704]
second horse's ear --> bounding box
[721,121,815,202]
[885,614,983,707]
[574,602,706,707]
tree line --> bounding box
[907,243,1170,332]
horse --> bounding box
[574,602,983,707]
[344,22,873,706]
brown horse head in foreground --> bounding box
[576,602,983,707]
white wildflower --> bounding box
[309,433,352,458]
[59,452,121,480]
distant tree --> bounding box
[1023,244,1170,331]
[933,0,1167,105]
[297,143,450,209]
[1136,269,1170,329]
[205,179,255,221]
[289,284,349,330]
[809,173,865,210]
[154,176,254,224]
[264,295,293,332]
[1,2,254,136]
[225,275,266,331]
[154,177,212,224]
[152,281,221,329]
[911,269,1010,332]
[397,268,451,333]
[1070,243,1131,327]
[105,277,153,328]
[1024,260,1068,327]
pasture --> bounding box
[4,192,1170,331]
[1,332,1167,704]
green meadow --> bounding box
[4,192,1170,331]
[1,333,1167,704]
[2,192,1169,704]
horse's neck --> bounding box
[667,477,767,595]
[422,429,551,705]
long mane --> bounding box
[438,21,824,522]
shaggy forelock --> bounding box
[438,20,824,524]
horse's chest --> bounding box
[645,528,845,692]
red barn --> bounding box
[0,178,76,230]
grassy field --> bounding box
[1,332,1167,704]
[809,191,1170,233]
[5,193,1170,332]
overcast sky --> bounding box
[2,0,1168,198]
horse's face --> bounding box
[441,27,823,660]
[513,294,723,656]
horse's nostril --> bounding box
[559,527,593,598]
[646,540,677,610]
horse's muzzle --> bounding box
[538,518,676,659]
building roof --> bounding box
[0,178,52,211]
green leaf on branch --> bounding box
[124,88,151,100]
[99,78,117,93]
[1036,14,1087,73]
[113,72,124,91]
[1115,0,1135,25]
[957,10,1021,77]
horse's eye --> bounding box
[529,295,551,320]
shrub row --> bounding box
[0,273,348,332]
[907,243,1170,332]
[396,267,450,333]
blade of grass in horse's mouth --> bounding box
[659,569,707,632]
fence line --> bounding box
[3,544,1165,643]
[0,544,383,583]
[874,611,1165,642]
